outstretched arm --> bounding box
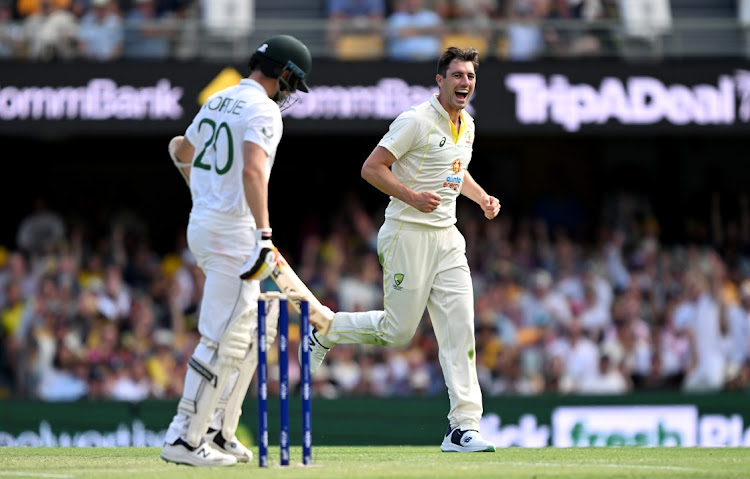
[461,170,501,219]
[361,146,441,213]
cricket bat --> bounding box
[270,252,333,335]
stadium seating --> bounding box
[335,33,385,61]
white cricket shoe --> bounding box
[160,438,238,466]
[440,426,496,453]
[207,429,252,463]
[299,327,330,375]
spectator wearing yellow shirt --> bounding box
[15,0,70,17]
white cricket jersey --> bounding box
[185,78,282,220]
[378,94,475,228]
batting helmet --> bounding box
[249,34,312,93]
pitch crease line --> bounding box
[0,472,75,478]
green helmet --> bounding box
[249,34,312,93]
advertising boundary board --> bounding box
[2,59,750,138]
[1,393,749,447]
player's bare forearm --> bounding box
[361,146,402,196]
[460,171,482,203]
[362,160,410,202]
[242,141,271,229]
[462,170,501,219]
[361,146,440,213]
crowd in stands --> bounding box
[5,0,745,62]
[0,0,188,61]
[2,184,750,403]
[2,1,749,404]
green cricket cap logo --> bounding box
[394,273,404,285]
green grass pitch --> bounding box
[1,446,749,478]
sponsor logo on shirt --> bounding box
[452,159,462,173]
[443,175,462,191]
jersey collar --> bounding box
[429,94,468,144]
[241,78,268,94]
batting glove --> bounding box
[240,228,279,281]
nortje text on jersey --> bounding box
[202,95,246,115]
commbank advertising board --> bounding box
[1,60,750,138]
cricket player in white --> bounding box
[306,46,500,452]
[160,35,313,467]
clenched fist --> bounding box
[482,195,501,220]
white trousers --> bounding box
[165,210,262,445]
[187,209,257,342]
[327,219,484,430]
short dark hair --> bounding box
[437,46,479,77]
